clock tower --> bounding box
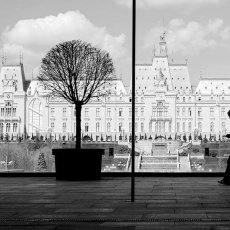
[0,63,27,137]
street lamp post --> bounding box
[131,0,136,202]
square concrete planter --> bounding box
[52,148,103,180]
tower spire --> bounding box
[19,50,23,65]
[159,31,167,56]
[2,51,6,65]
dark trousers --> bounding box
[223,156,230,182]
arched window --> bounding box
[13,123,17,133]
[6,123,10,133]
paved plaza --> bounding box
[0,176,230,229]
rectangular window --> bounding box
[177,122,180,132]
[183,122,185,132]
[1,108,4,117]
[0,123,3,132]
[135,122,138,132]
[129,108,132,117]
[85,108,89,117]
[177,108,180,116]
[119,108,123,117]
[62,122,66,133]
[51,108,55,117]
[135,108,138,117]
[107,108,111,117]
[198,122,202,132]
[188,122,191,133]
[210,122,214,132]
[221,108,225,117]
[188,108,192,117]
[6,108,11,117]
[96,108,100,117]
[96,122,100,132]
[12,108,16,117]
[198,107,202,117]
[210,107,214,117]
[141,108,144,117]
[222,122,225,132]
[152,108,156,117]
[169,122,171,133]
[107,122,111,132]
[141,122,144,132]
[119,122,122,132]
[158,108,163,117]
[85,123,89,132]
[63,108,66,117]
[129,122,132,132]
[182,107,185,116]
[164,108,168,116]
[51,122,54,132]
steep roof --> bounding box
[195,78,230,95]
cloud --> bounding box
[113,0,222,8]
[1,10,126,77]
[143,18,230,56]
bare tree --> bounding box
[38,40,114,149]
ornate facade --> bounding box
[0,33,230,140]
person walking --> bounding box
[218,110,230,185]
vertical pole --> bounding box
[131,0,136,203]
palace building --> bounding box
[0,33,230,140]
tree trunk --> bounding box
[75,103,82,149]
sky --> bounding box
[0,0,230,87]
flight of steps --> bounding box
[138,142,179,172]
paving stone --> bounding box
[0,177,230,229]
